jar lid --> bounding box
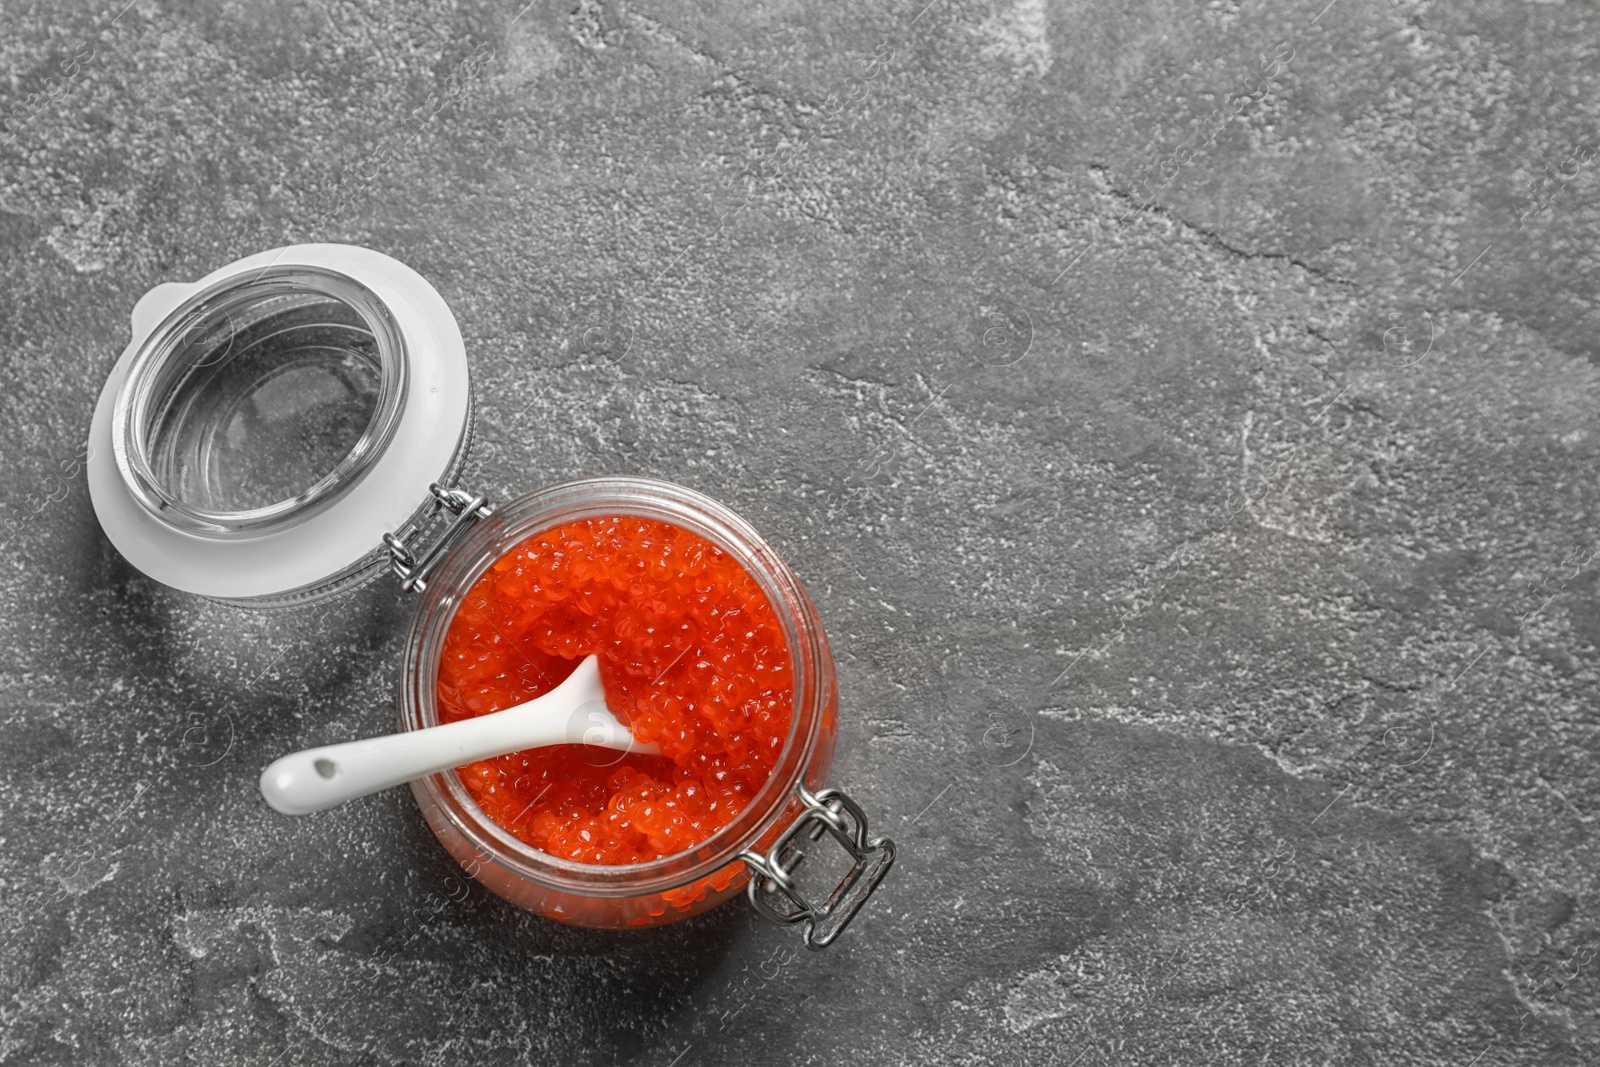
[87,244,473,606]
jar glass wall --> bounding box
[400,477,839,928]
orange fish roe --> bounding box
[437,516,794,865]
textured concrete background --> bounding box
[3,0,1600,1063]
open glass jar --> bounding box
[87,244,894,947]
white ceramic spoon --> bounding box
[259,655,655,815]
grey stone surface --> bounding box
[3,0,1599,1063]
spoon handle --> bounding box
[259,655,638,815]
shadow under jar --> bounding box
[86,244,894,948]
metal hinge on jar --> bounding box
[384,483,493,594]
[737,785,896,950]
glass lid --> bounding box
[87,245,474,607]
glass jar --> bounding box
[86,244,894,948]
[404,476,864,931]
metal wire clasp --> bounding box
[737,784,896,950]
[383,483,493,594]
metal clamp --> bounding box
[737,784,896,950]
[384,483,493,594]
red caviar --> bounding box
[436,516,794,865]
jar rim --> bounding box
[400,476,831,897]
